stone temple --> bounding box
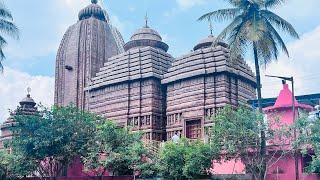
[54,0,256,142]
[0,90,38,149]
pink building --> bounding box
[263,83,318,180]
[212,83,320,180]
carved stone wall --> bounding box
[89,78,165,141]
[162,45,256,140]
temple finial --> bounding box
[27,87,31,97]
[91,0,98,4]
[144,12,149,28]
[209,20,213,36]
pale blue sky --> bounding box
[0,0,320,122]
[2,0,320,76]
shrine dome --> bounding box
[193,35,228,51]
[124,25,169,52]
[19,94,36,107]
[131,27,162,41]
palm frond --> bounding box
[247,17,267,42]
[214,16,243,44]
[263,19,289,57]
[264,0,286,9]
[198,8,242,22]
[0,44,5,73]
[260,10,299,39]
[256,31,279,67]
[227,19,249,60]
[0,35,7,46]
[227,0,251,9]
[0,2,13,20]
[0,19,19,40]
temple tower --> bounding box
[162,34,256,140]
[0,89,38,149]
[86,22,174,141]
[54,0,124,109]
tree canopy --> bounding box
[157,138,217,180]
[209,106,302,179]
[82,120,147,176]
[10,105,100,178]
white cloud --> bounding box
[250,25,320,98]
[176,0,206,10]
[0,67,54,123]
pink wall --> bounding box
[211,159,245,174]
[267,154,303,176]
[67,156,109,177]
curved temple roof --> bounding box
[124,26,169,52]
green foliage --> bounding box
[82,120,147,176]
[0,149,10,179]
[136,160,158,178]
[10,105,100,178]
[198,0,298,65]
[0,149,36,179]
[302,116,320,173]
[157,138,216,180]
[0,1,19,72]
[210,106,261,156]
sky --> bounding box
[0,0,320,123]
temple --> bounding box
[0,88,38,149]
[1,1,319,179]
[54,0,256,142]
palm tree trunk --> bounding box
[253,42,266,180]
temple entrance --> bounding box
[186,120,202,140]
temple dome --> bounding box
[130,27,162,41]
[193,35,228,51]
[124,26,169,52]
[19,94,36,107]
[78,0,106,21]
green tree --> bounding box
[0,149,10,179]
[302,116,320,173]
[11,105,99,179]
[0,1,19,72]
[199,0,299,177]
[209,106,299,179]
[82,120,146,177]
[157,138,216,180]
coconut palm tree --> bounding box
[0,1,19,72]
[199,0,299,179]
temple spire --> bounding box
[27,87,31,97]
[209,20,213,36]
[91,0,98,4]
[144,12,149,28]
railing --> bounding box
[142,140,162,156]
